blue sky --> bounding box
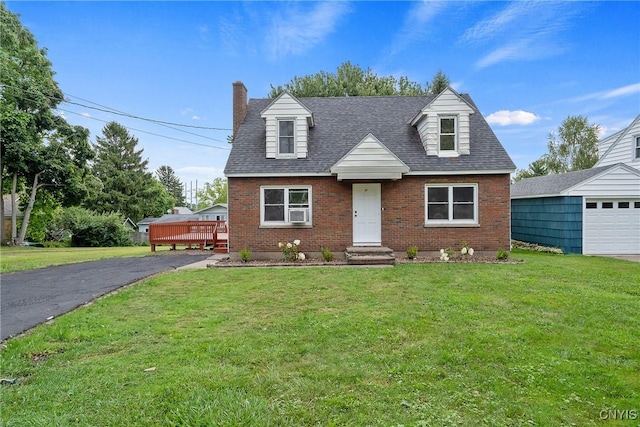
[7,1,640,197]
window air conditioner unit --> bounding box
[288,208,308,223]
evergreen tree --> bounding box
[156,165,185,206]
[88,122,172,222]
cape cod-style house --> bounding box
[224,81,516,261]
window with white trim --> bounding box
[261,186,311,226]
[425,184,477,224]
[439,117,457,151]
[635,136,640,159]
[278,119,295,156]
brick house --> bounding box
[224,81,515,260]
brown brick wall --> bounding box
[228,174,511,254]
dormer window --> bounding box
[439,117,456,151]
[278,119,295,155]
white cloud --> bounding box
[191,115,201,121]
[570,83,640,102]
[486,110,541,126]
[267,2,350,60]
[81,112,91,118]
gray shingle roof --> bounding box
[510,165,616,198]
[224,94,515,175]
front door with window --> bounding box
[352,184,381,246]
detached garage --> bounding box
[511,163,640,255]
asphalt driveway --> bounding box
[0,254,211,341]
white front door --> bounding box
[352,183,381,246]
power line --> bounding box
[4,84,231,150]
[63,94,233,131]
[3,83,233,131]
[59,108,230,151]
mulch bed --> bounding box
[211,255,522,268]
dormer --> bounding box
[260,92,314,159]
[409,87,475,157]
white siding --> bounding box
[459,114,470,155]
[261,93,313,159]
[566,165,640,198]
[331,134,409,180]
[597,116,640,170]
[412,88,475,157]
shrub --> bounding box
[321,247,334,262]
[406,246,418,259]
[496,249,509,260]
[239,247,251,263]
[54,207,133,247]
[278,239,300,261]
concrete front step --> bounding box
[345,246,396,265]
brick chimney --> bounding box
[232,81,247,139]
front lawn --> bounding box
[1,252,638,426]
[0,245,172,273]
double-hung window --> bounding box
[278,119,295,156]
[635,136,640,159]
[439,117,457,152]
[425,184,477,225]
[261,186,311,226]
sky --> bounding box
[6,1,640,202]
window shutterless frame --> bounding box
[424,183,478,225]
[260,185,312,226]
[277,119,296,157]
[439,116,457,152]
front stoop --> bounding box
[345,246,396,266]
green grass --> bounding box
[0,246,173,273]
[1,252,639,426]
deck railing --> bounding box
[149,220,227,251]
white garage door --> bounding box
[583,199,640,254]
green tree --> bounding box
[268,61,449,98]
[545,115,600,173]
[512,158,549,182]
[428,70,450,95]
[88,122,173,222]
[1,3,93,244]
[156,165,185,206]
[196,177,227,209]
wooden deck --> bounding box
[149,220,228,252]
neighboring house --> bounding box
[194,203,228,221]
[224,81,516,259]
[594,114,640,170]
[511,115,640,255]
[122,217,137,230]
[167,206,193,215]
[137,217,158,233]
[154,214,200,223]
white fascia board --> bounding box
[405,169,514,176]
[225,172,332,178]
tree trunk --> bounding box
[17,172,42,246]
[11,172,18,245]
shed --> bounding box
[511,163,640,254]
